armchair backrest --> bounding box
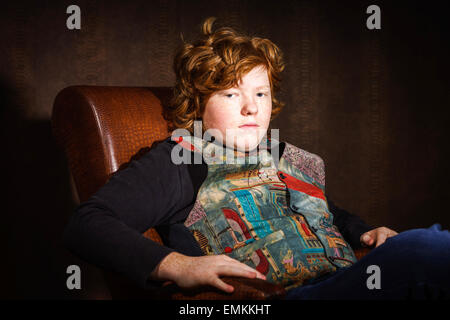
[51,86,173,244]
[52,86,172,202]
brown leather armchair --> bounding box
[51,85,369,300]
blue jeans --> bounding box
[284,224,450,299]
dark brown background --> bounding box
[1,0,449,299]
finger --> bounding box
[234,262,266,280]
[361,233,371,244]
[361,232,374,246]
[212,277,234,293]
[375,232,388,247]
[216,264,262,280]
[388,229,398,237]
[221,256,266,280]
[255,273,266,280]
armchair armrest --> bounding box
[354,247,371,260]
[103,272,285,300]
[163,277,286,300]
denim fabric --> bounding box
[285,224,450,299]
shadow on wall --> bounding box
[0,78,111,299]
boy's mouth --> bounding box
[239,123,259,128]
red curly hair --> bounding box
[164,17,285,133]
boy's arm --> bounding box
[328,198,375,249]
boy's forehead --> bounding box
[237,70,270,88]
[212,66,270,92]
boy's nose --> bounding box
[241,99,258,115]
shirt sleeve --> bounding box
[62,139,188,289]
[328,198,375,249]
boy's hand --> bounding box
[151,252,266,293]
[360,226,398,248]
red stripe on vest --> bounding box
[278,171,325,201]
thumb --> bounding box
[361,232,373,245]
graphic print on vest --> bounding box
[178,136,357,290]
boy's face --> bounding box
[202,65,272,152]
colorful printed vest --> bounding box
[174,135,357,290]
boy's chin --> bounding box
[229,138,262,153]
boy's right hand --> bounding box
[150,252,266,293]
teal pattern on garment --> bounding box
[177,135,357,290]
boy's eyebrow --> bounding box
[223,85,270,91]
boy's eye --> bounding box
[257,92,268,97]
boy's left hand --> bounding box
[360,227,398,248]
